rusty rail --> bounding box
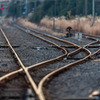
[14,24,99,100]
[0,24,100,100]
[0,26,80,100]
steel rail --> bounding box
[0,69,22,82]
[1,24,99,100]
[0,27,40,97]
[14,24,91,56]
[63,97,95,100]
[14,24,98,67]
[83,33,100,38]
[0,25,84,100]
[15,24,80,47]
[14,24,99,100]
[0,24,82,100]
[16,24,100,44]
[0,25,84,81]
[38,47,100,100]
[0,26,74,100]
[15,24,100,100]
[15,24,99,55]
[14,24,84,70]
[29,31,98,100]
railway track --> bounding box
[14,24,100,99]
[0,28,29,99]
[0,31,17,77]
[0,25,78,99]
[0,23,100,100]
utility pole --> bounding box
[76,0,79,32]
[53,0,57,30]
[92,0,95,26]
[76,0,79,15]
[55,0,57,16]
[20,0,22,17]
[25,0,28,14]
[34,0,36,12]
[85,0,88,17]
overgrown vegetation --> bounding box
[8,0,40,19]
[8,0,24,18]
[8,0,98,23]
[18,17,100,36]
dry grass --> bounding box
[40,17,100,35]
[18,19,38,29]
[18,17,100,36]
[17,19,65,36]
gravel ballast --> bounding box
[1,24,100,100]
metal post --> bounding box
[76,0,78,15]
[55,0,57,17]
[92,0,95,26]
[53,17,55,30]
[53,0,56,30]
[85,0,88,17]
[25,0,28,14]
[20,0,21,17]
[34,0,36,12]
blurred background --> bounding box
[1,0,100,35]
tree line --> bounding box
[8,0,97,23]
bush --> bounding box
[28,13,40,23]
[28,13,33,20]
